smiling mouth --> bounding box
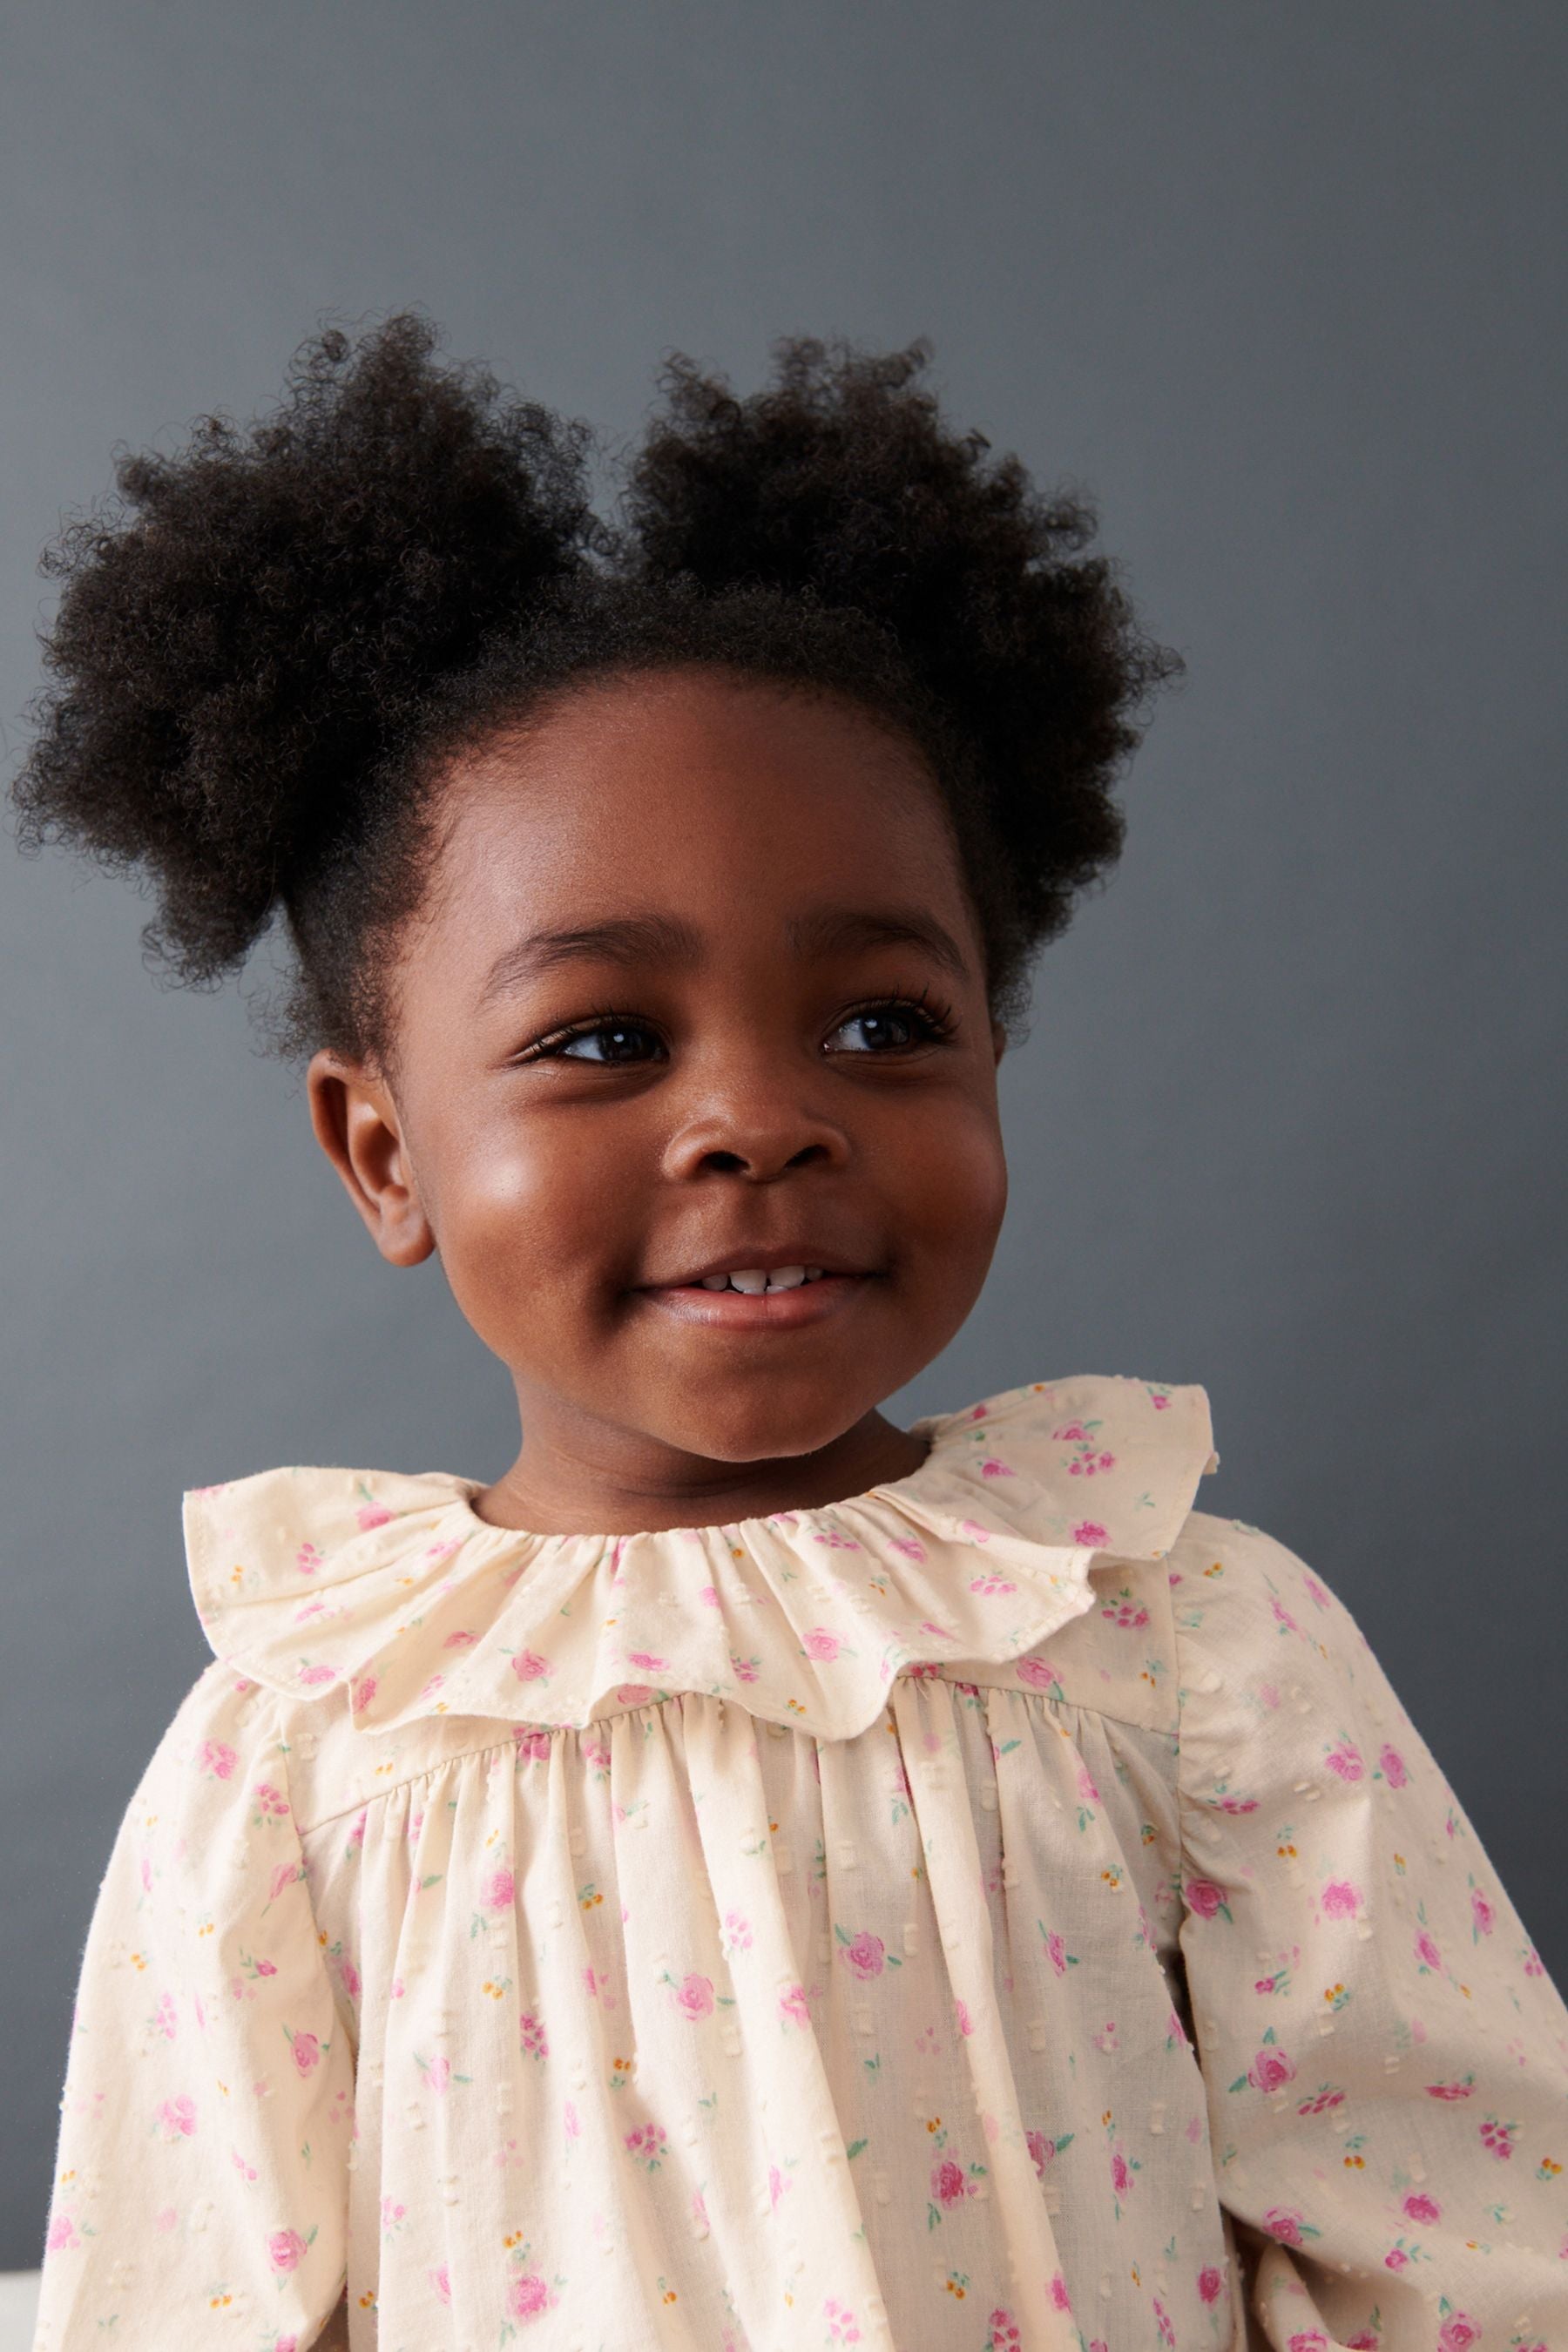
[637,1261,875,1329]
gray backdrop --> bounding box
[3,0,1564,2268]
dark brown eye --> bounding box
[550,1020,665,1064]
[826,1001,947,1053]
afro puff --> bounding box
[11,312,1180,1065]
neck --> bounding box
[472,1401,931,1537]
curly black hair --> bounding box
[10,312,1180,1068]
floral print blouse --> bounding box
[31,1375,1568,2352]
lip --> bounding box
[637,1270,875,1332]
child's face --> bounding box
[308,666,1008,1502]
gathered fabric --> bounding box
[31,1375,1568,2352]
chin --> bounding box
[663,1382,870,1468]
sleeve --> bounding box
[1172,1517,1568,2352]
[31,1662,354,2352]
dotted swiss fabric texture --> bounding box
[30,1375,1568,2352]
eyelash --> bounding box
[513,985,957,1065]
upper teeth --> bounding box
[700,1266,825,1293]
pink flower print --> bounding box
[1100,1598,1150,1631]
[564,2098,579,2139]
[1247,2044,1296,2092]
[837,1928,886,1980]
[802,1626,841,1661]
[45,2213,80,2254]
[778,1982,811,2028]
[673,1972,714,2021]
[1470,1887,1495,1937]
[381,2195,406,2231]
[616,1684,653,1707]
[1015,1654,1061,1693]
[888,1536,926,1561]
[624,2119,669,2169]
[199,1740,237,1781]
[423,2055,452,2094]
[625,1649,668,1673]
[1263,2207,1307,2247]
[510,1648,551,1684]
[1425,2078,1474,2099]
[269,1862,301,1903]
[1071,1521,1108,1547]
[295,1543,323,1577]
[1479,2115,1517,2159]
[1044,1930,1068,1977]
[1287,2336,1328,2352]
[1437,2319,1482,2352]
[514,1727,552,1761]
[288,2031,321,2078]
[1049,2273,1072,2313]
[253,1781,289,1818]
[1321,1879,1361,1920]
[519,2008,548,2058]
[729,1651,760,1685]
[1109,2145,1132,2197]
[823,2296,862,2344]
[1402,2191,1442,2224]
[1153,2300,1175,2349]
[1271,1598,1300,1634]
[1384,2246,1409,2270]
[1026,2129,1055,2175]
[724,1908,754,1953]
[954,1997,973,2038]
[1092,2021,1119,2055]
[355,1500,393,1531]
[932,2157,970,2207]
[1184,1877,1230,1922]
[767,2161,788,2209]
[154,1990,179,2039]
[507,2270,551,2321]
[482,1866,515,1911]
[979,1456,1014,1477]
[1414,1927,1443,1971]
[1379,1742,1408,1787]
[1197,2264,1225,2305]
[338,1957,361,2001]
[156,2093,197,2139]
[1324,1741,1364,1781]
[296,1663,336,1687]
[1076,1763,1100,1803]
[267,2228,308,2274]
[429,2264,452,2306]
[350,1675,377,1715]
[443,1629,476,1649]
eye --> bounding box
[825,995,954,1054]
[521,1016,666,1066]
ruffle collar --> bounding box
[184,1373,1217,1742]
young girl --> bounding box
[17,316,1565,2352]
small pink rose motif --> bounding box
[289,2031,321,2077]
[932,2156,969,2206]
[1026,2129,1054,2175]
[778,1983,811,2028]
[350,1676,377,1715]
[1197,2265,1224,2305]
[1415,1929,1443,1970]
[1402,2191,1441,2223]
[1110,2148,1132,2195]
[1049,2274,1072,2313]
[1044,1930,1067,1976]
[674,1972,714,2021]
[424,2056,452,2093]
[45,2213,80,2254]
[838,1929,885,1980]
[1247,2046,1296,2092]
[1324,1743,1364,1781]
[156,2093,197,2137]
[269,1862,301,1903]
[429,2264,452,2305]
[1184,1878,1228,1921]
[1015,1654,1060,1692]
[507,2271,551,2320]
[1479,2116,1516,2159]
[443,1629,476,1649]
[1379,1743,1408,1788]
[888,1537,926,1560]
[510,1648,551,1684]
[617,1683,653,1706]
[267,2227,308,2274]
[954,1997,973,2038]
[297,1664,336,1687]
[802,1626,841,1661]
[199,1740,237,1781]
[1263,2206,1306,2246]
[980,1456,1014,1477]
[1071,1521,1108,1546]
[355,1502,393,1530]
[295,1544,323,1576]
[625,1650,667,1673]
[1437,2317,1482,2352]
[483,1867,515,1911]
[1471,1889,1495,1936]
[1321,1880,1361,1920]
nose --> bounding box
[660,1066,851,1184]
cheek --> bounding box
[424,1109,638,1337]
[897,1096,1008,1265]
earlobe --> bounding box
[305,1049,436,1267]
[991,1021,1008,1068]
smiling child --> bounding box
[17,317,1566,2352]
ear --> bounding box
[990,1019,1008,1068]
[306,1049,436,1267]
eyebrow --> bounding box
[476,903,971,1006]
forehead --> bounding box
[422,668,972,958]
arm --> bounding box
[31,1664,353,2350]
[1172,1515,1568,2350]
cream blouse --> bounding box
[31,1375,1568,2352]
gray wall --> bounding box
[3,0,1563,2268]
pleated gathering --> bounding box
[305,1675,1231,2350]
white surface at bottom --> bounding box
[0,2276,37,2350]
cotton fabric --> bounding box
[32,1374,1568,2352]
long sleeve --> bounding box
[1173,1515,1568,2350]
[31,1662,354,2351]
